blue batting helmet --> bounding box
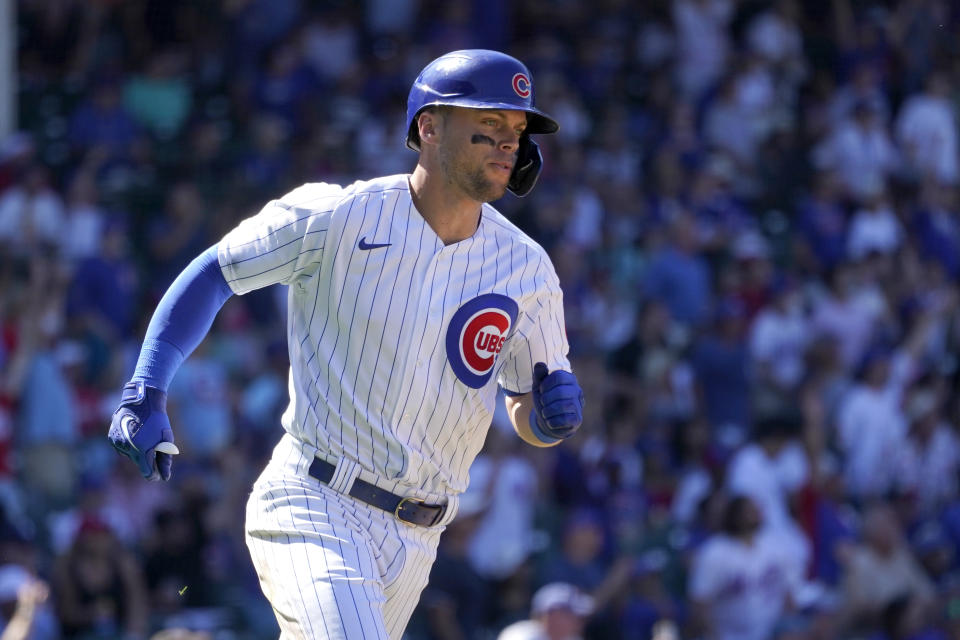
[405,50,558,197]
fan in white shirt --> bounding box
[896,73,959,184]
[689,496,798,640]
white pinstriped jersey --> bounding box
[218,174,570,497]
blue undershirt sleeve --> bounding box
[132,244,234,391]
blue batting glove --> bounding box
[529,362,584,444]
[107,381,179,481]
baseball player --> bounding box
[108,49,584,639]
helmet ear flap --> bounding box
[407,120,422,151]
[507,136,543,197]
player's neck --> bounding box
[409,166,482,245]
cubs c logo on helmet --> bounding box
[446,293,519,389]
[512,73,531,99]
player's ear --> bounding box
[417,108,443,146]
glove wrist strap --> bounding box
[528,408,562,444]
[121,381,167,412]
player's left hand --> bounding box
[529,362,584,443]
[107,381,180,481]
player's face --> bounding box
[437,108,527,203]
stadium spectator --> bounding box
[896,385,960,515]
[465,428,540,582]
[895,71,959,185]
[643,212,713,328]
[812,99,899,202]
[748,276,810,393]
[497,582,593,640]
[145,182,210,294]
[66,215,139,341]
[690,299,750,442]
[796,171,848,271]
[51,516,149,639]
[839,504,936,632]
[671,0,734,102]
[67,78,144,170]
[61,171,107,262]
[688,496,798,640]
[835,300,945,501]
[846,188,904,260]
[911,180,960,280]
[811,261,883,372]
[726,410,808,533]
[0,166,64,253]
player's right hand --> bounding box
[107,381,179,481]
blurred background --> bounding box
[1,0,960,638]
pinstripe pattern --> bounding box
[227,174,569,637]
[247,436,442,640]
[218,174,570,497]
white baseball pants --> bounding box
[245,435,453,639]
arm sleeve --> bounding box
[497,260,571,394]
[132,244,233,391]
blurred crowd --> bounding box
[1,0,960,638]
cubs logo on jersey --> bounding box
[445,293,519,389]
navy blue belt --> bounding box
[308,457,446,527]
